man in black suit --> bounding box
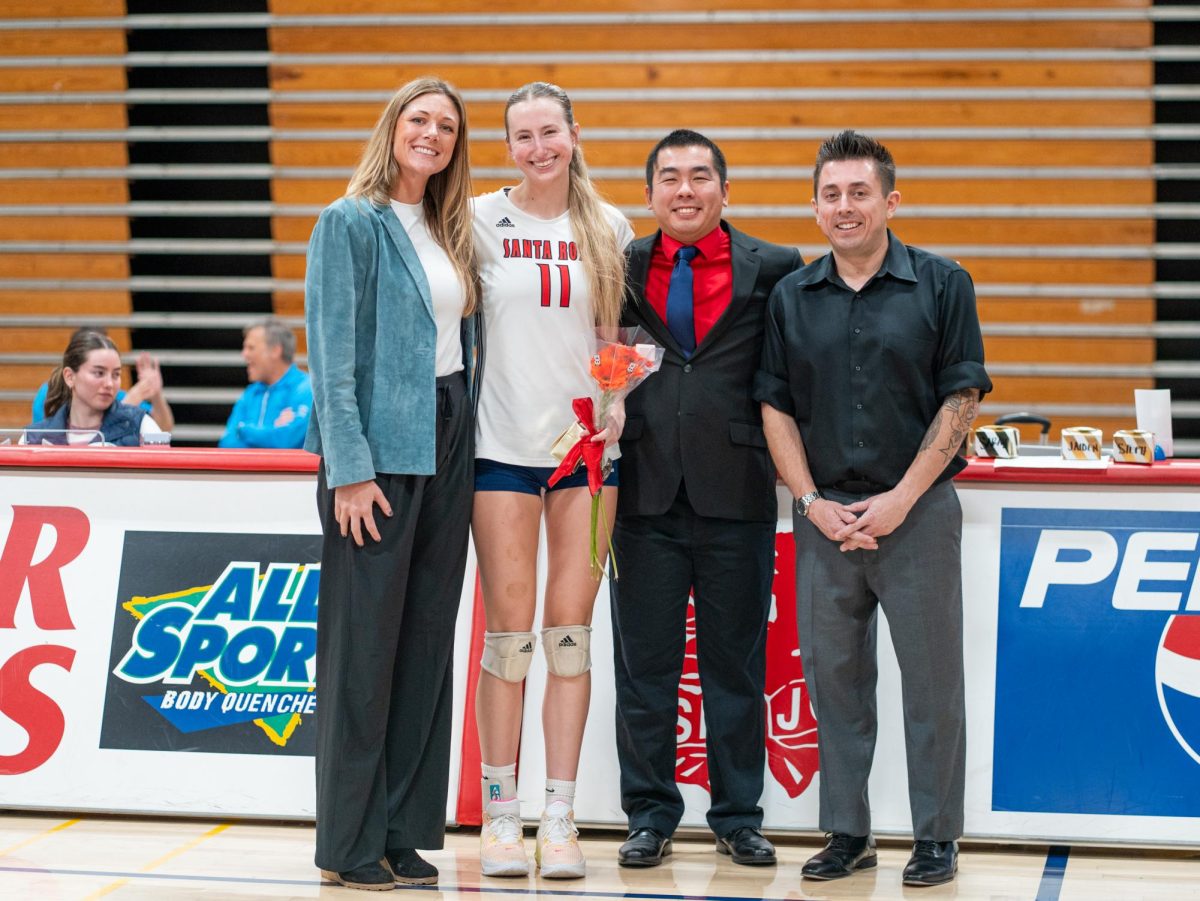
[611,129,802,869]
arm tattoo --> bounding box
[918,408,944,454]
[919,388,981,461]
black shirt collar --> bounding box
[797,229,917,289]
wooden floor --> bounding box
[1,813,1197,900]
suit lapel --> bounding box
[375,202,433,318]
[694,223,759,355]
[626,232,680,354]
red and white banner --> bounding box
[4,450,1200,845]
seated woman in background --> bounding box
[24,330,166,446]
[30,328,175,433]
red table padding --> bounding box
[0,446,320,474]
[957,457,1200,487]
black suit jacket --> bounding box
[617,223,802,522]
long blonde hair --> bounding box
[346,76,479,316]
[504,82,626,328]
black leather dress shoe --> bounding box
[902,840,958,886]
[801,832,877,880]
[618,828,672,868]
[319,860,395,891]
[715,826,776,866]
[386,847,438,885]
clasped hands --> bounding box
[808,488,916,552]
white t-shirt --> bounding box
[473,189,634,466]
[390,199,466,378]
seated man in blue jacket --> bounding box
[218,317,312,449]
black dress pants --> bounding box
[611,483,775,837]
[313,374,472,872]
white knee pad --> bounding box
[542,625,592,677]
[481,631,536,682]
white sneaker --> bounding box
[481,797,529,877]
[536,801,586,879]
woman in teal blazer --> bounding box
[304,76,480,892]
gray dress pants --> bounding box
[313,373,472,872]
[793,479,966,841]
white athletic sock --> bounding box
[482,762,518,805]
[544,778,576,812]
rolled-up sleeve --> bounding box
[305,206,376,487]
[753,283,796,415]
[934,267,992,401]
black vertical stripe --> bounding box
[1154,1,1200,447]
[123,1,273,443]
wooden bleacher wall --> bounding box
[0,0,1194,450]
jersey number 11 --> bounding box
[537,263,572,308]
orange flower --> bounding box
[590,344,649,392]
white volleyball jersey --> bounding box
[473,188,634,467]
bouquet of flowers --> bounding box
[548,327,665,578]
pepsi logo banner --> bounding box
[994,508,1200,817]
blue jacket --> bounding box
[218,364,313,449]
[303,196,479,487]
[26,401,146,446]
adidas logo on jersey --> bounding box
[495,216,515,228]
[519,641,534,653]
[557,635,577,648]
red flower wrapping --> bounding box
[547,397,605,495]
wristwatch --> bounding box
[795,490,821,518]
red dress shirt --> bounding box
[645,225,733,347]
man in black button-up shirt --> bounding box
[755,131,991,887]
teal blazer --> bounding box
[303,196,478,488]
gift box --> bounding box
[550,420,589,468]
[1112,429,1155,464]
[1061,426,1103,460]
[972,425,1021,458]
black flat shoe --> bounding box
[801,832,877,880]
[319,860,395,891]
[618,827,672,868]
[386,848,438,885]
[903,840,958,886]
[715,825,776,866]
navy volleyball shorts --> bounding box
[474,457,619,495]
